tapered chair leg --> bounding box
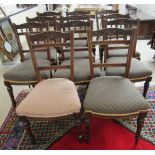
[4,81,16,108]
[135,112,147,144]
[74,113,83,143]
[99,48,103,63]
[143,77,152,98]
[92,47,96,56]
[84,117,90,143]
[19,116,35,144]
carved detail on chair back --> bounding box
[96,10,119,30]
[37,11,61,17]
[26,30,75,82]
[60,15,91,24]
[60,19,93,34]
[102,13,130,20]
[87,27,137,78]
[12,22,49,62]
[66,10,90,16]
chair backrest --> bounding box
[26,16,58,31]
[60,15,91,24]
[25,30,74,82]
[12,22,49,62]
[37,11,61,17]
[101,18,140,57]
[66,10,90,17]
[60,19,93,32]
[102,13,130,21]
[87,27,137,78]
[96,10,119,30]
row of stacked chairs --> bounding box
[3,9,152,144]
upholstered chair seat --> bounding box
[59,51,89,60]
[24,47,57,63]
[3,59,50,82]
[108,49,140,58]
[74,39,87,47]
[84,76,148,116]
[16,78,81,118]
[54,59,101,83]
[106,57,152,79]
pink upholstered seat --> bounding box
[16,78,81,118]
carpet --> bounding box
[0,86,155,150]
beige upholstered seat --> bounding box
[16,78,81,118]
[54,59,101,82]
[84,76,148,116]
[24,47,57,62]
[108,49,140,58]
[106,57,152,78]
[3,59,50,82]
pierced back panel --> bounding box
[26,30,74,82]
[87,28,137,78]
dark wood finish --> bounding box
[87,27,137,78]
[101,18,140,59]
[3,23,48,108]
[4,80,37,108]
[12,22,49,62]
[135,112,147,144]
[96,10,119,30]
[100,18,151,98]
[84,111,147,143]
[128,10,155,39]
[60,15,91,25]
[59,19,93,62]
[26,16,58,31]
[66,10,90,17]
[37,11,61,17]
[26,30,75,82]
[143,76,152,98]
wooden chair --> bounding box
[83,27,148,144]
[53,21,100,85]
[100,19,152,98]
[26,16,58,31]
[60,14,91,25]
[66,10,90,17]
[15,30,82,144]
[36,11,61,24]
[96,10,119,30]
[3,23,51,108]
[100,18,141,61]
[59,19,93,61]
[36,11,61,17]
[12,22,57,63]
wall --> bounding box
[130,4,155,17]
[0,5,46,64]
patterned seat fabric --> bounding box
[3,59,50,81]
[106,57,152,78]
[74,39,87,47]
[84,76,148,115]
[16,78,81,117]
[54,59,101,82]
[59,51,89,60]
[108,49,140,58]
[24,47,57,62]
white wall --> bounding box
[0,5,46,64]
[10,5,45,24]
[130,4,155,17]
